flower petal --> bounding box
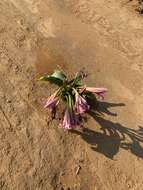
[59,108,80,130]
[86,87,107,99]
[75,91,90,114]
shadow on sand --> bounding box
[71,101,143,159]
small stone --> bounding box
[17,19,24,26]
[14,65,19,73]
[138,2,143,14]
[6,99,11,103]
[127,183,131,188]
[75,165,81,175]
[60,171,65,176]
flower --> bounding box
[44,93,59,111]
[75,91,90,114]
[86,87,107,99]
[40,70,108,130]
[59,108,80,130]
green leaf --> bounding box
[39,75,63,86]
[51,70,66,82]
[39,70,67,86]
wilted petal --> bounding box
[76,70,87,79]
[44,93,59,111]
[86,87,107,99]
[75,92,90,114]
[59,108,80,130]
[59,109,71,129]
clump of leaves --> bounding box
[39,70,107,130]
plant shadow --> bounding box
[71,101,143,159]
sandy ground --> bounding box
[1,0,143,189]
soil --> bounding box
[1,0,143,190]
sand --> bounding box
[0,0,143,189]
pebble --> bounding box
[139,2,143,14]
[6,99,11,103]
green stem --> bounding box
[67,93,72,109]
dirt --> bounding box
[1,0,143,189]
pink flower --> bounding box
[59,108,80,130]
[44,93,59,111]
[75,92,90,114]
[86,87,107,99]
